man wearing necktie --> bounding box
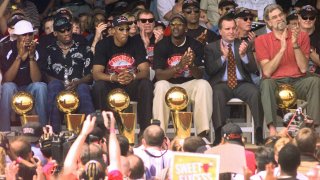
[204,15,263,145]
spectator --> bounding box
[235,0,275,21]
[286,10,299,30]
[278,143,301,179]
[183,136,206,153]
[42,16,54,35]
[126,154,145,179]
[0,12,25,43]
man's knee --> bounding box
[2,82,17,93]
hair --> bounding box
[80,143,106,170]
[170,137,184,152]
[128,154,145,179]
[10,137,32,159]
[117,135,129,156]
[274,137,291,157]
[183,136,206,152]
[263,4,283,21]
[294,127,317,154]
[143,125,165,147]
[255,146,276,172]
[218,14,236,30]
[137,9,154,20]
[278,143,300,174]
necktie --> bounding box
[227,44,237,89]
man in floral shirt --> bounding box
[41,16,94,132]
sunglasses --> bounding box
[241,17,253,21]
[301,16,316,21]
[58,27,71,33]
[183,8,200,14]
[128,20,137,25]
[117,27,130,32]
[139,18,155,23]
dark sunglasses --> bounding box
[241,17,253,21]
[139,18,155,23]
[301,16,316,21]
[128,20,137,25]
[58,27,71,33]
[21,32,34,36]
[183,8,200,14]
[117,27,130,32]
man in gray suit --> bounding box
[204,15,263,145]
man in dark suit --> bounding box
[204,15,263,145]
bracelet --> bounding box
[110,128,115,133]
[109,74,113,82]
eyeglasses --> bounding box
[21,32,34,36]
[58,28,71,33]
[139,18,155,23]
[241,17,253,21]
[183,8,200,14]
[170,22,184,26]
[301,16,316,21]
[117,27,130,32]
[128,21,137,25]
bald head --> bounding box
[143,125,165,147]
[127,154,144,179]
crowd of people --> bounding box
[0,0,320,179]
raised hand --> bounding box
[153,29,164,44]
[196,29,207,44]
[247,31,256,43]
[291,26,300,46]
[280,28,288,51]
[220,41,229,59]
[95,22,108,40]
[102,111,116,131]
[239,40,248,58]
[81,114,96,136]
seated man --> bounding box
[153,14,212,137]
[204,15,263,145]
[41,16,94,132]
[92,16,153,134]
[255,4,320,135]
[0,20,47,131]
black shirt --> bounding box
[42,41,93,81]
[153,36,203,84]
[309,28,320,74]
[0,40,40,86]
[186,26,220,44]
[93,36,147,75]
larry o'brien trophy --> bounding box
[107,88,136,145]
[56,91,84,133]
[11,91,39,125]
[165,87,192,139]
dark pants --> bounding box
[92,79,154,132]
[48,80,95,132]
[210,81,264,144]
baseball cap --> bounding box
[53,16,72,32]
[218,0,238,9]
[287,10,299,21]
[13,20,35,35]
[221,122,242,141]
[182,0,200,10]
[21,122,43,143]
[55,8,73,20]
[235,7,253,18]
[299,5,317,17]
[170,14,187,24]
[7,13,25,28]
[112,15,130,27]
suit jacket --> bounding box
[204,39,258,85]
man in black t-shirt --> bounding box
[153,14,212,137]
[0,20,47,131]
[41,16,95,133]
[183,0,220,45]
[92,16,153,133]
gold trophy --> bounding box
[56,91,85,133]
[276,84,297,110]
[165,87,192,139]
[107,88,136,145]
[11,91,39,125]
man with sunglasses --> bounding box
[0,20,47,131]
[153,14,212,138]
[255,4,320,136]
[41,16,95,133]
[183,0,219,45]
[92,16,153,134]
[204,15,263,145]
[298,5,320,74]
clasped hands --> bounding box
[175,47,195,71]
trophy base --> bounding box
[119,113,136,145]
[172,111,192,139]
[66,114,85,133]
[20,115,39,126]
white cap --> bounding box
[13,20,35,35]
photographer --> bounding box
[62,111,123,179]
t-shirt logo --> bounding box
[167,54,192,78]
[146,45,154,64]
[107,53,136,74]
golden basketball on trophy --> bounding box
[276,84,297,109]
[56,91,84,133]
[165,86,192,139]
[11,91,38,125]
[107,88,136,145]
